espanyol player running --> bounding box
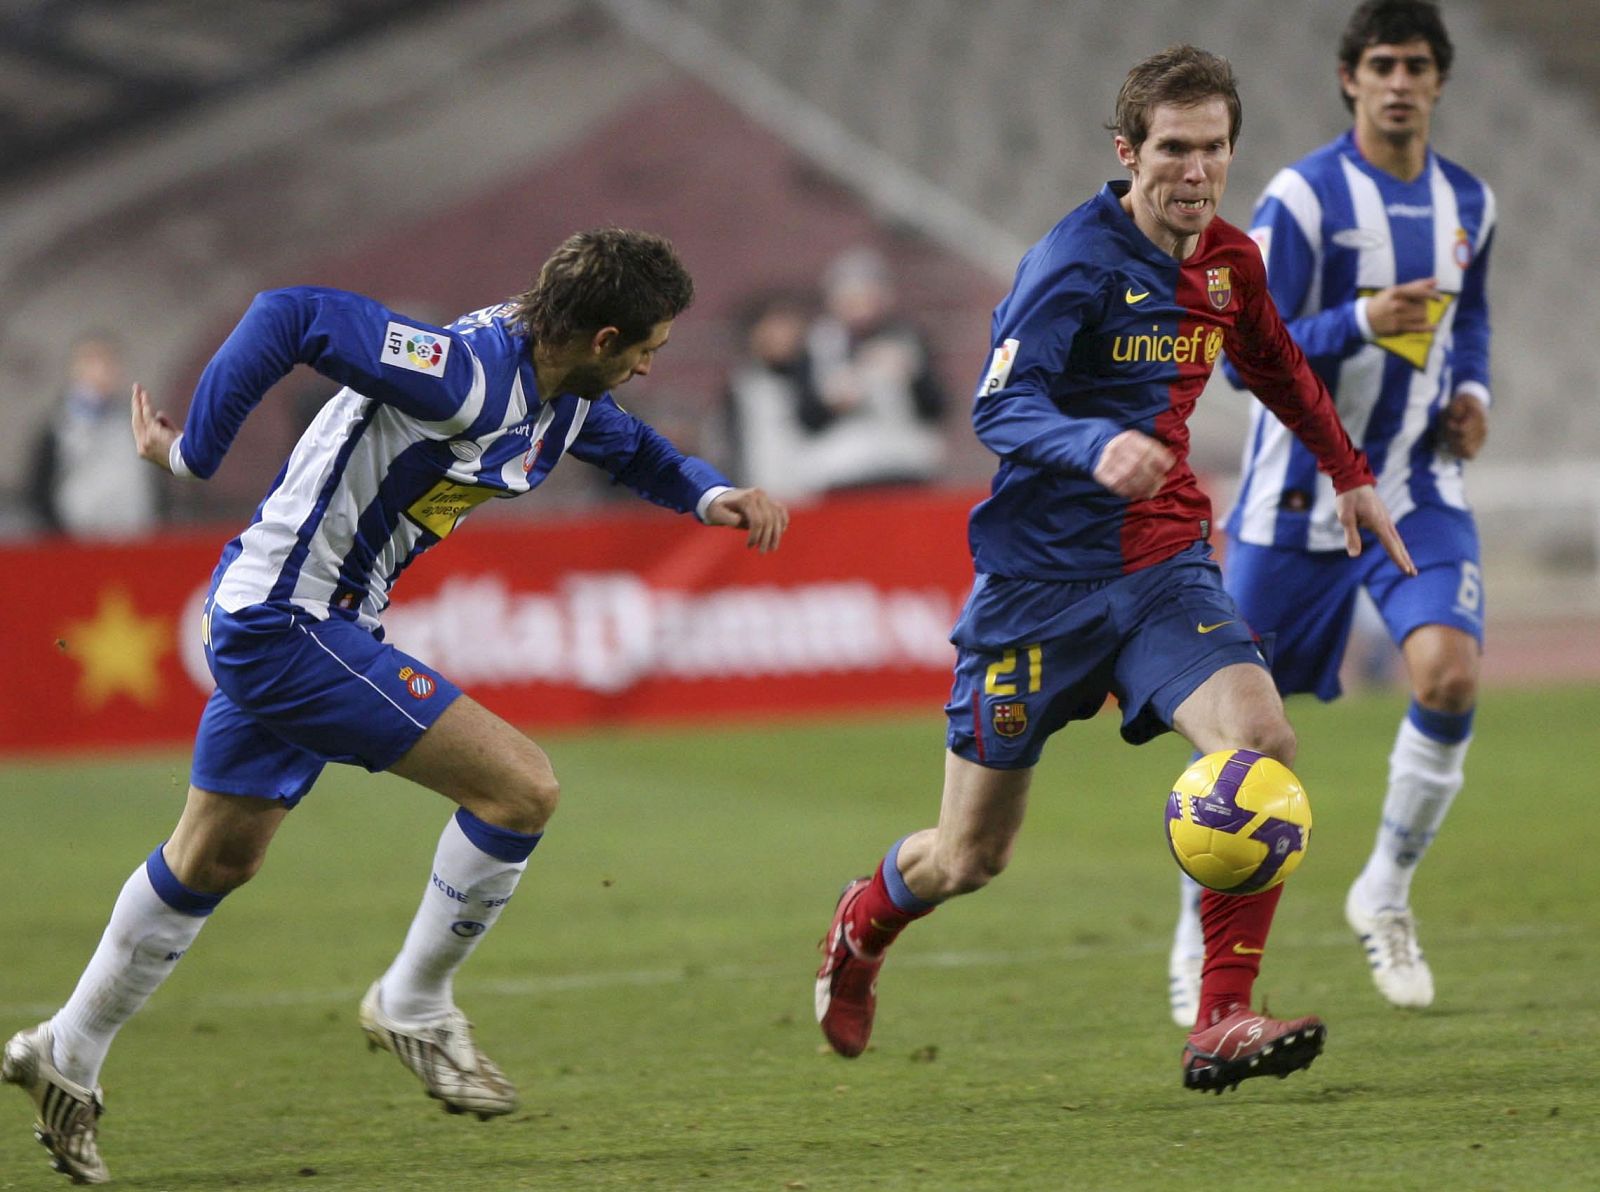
[814,46,1415,1093]
[1168,0,1494,1025]
[2,228,786,1184]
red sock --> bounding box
[1195,883,1283,1028]
[849,858,933,954]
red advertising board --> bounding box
[0,488,983,756]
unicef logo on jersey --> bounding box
[406,333,445,370]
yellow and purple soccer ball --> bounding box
[1165,749,1312,894]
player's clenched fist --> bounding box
[706,487,789,552]
[1094,429,1176,500]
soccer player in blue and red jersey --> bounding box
[1168,1,1493,1022]
[2,229,787,1183]
[815,45,1416,1093]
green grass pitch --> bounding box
[2,684,1597,1190]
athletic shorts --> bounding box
[945,542,1268,769]
[1225,504,1484,702]
[191,599,462,807]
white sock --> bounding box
[379,812,535,1024]
[50,853,216,1088]
[1354,716,1470,910]
[1172,872,1205,959]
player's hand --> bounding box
[1094,429,1175,500]
[1439,390,1487,459]
[1364,277,1441,337]
[130,384,181,472]
[706,487,789,553]
[1334,484,1416,576]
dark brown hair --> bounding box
[511,228,694,348]
[1107,45,1243,153]
[1338,1,1453,111]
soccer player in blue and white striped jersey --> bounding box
[2,228,787,1183]
[1168,1,1492,1023]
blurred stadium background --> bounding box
[1,0,1596,693]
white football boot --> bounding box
[2,1023,109,1185]
[1345,886,1435,1008]
[358,981,518,1119]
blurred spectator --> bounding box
[803,246,949,492]
[722,289,824,500]
[27,332,163,538]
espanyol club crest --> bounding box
[1453,227,1473,270]
[522,437,543,474]
[398,665,436,699]
[992,702,1028,738]
[1205,266,1232,310]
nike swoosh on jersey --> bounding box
[1125,288,1151,304]
[1197,620,1235,634]
[1232,943,1265,955]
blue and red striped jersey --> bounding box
[968,181,1371,581]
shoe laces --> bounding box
[1367,906,1423,967]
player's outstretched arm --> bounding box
[130,384,183,474]
[1334,484,1416,576]
[705,487,789,553]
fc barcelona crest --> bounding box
[993,702,1028,738]
[1205,266,1232,310]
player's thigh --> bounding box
[206,603,462,775]
[192,684,328,806]
[1112,546,1271,744]
[163,785,293,893]
[1170,661,1295,764]
[1224,536,1363,700]
[388,693,558,819]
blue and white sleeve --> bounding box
[567,396,732,519]
[176,287,479,478]
[1452,226,1493,404]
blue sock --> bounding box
[882,835,937,913]
[1406,699,1474,744]
[144,844,225,916]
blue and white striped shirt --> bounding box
[177,287,729,629]
[1227,131,1494,551]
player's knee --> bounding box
[1413,665,1477,715]
[180,843,269,895]
[1238,718,1297,768]
[483,765,559,836]
[935,840,1012,897]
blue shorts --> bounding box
[945,542,1268,769]
[1225,504,1484,701]
[191,600,462,807]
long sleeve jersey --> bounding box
[1226,131,1495,551]
[179,288,730,629]
[967,181,1372,581]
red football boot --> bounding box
[1181,1004,1326,1093]
[814,878,882,1058]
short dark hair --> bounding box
[1107,45,1243,153]
[1338,0,1453,110]
[511,228,694,348]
